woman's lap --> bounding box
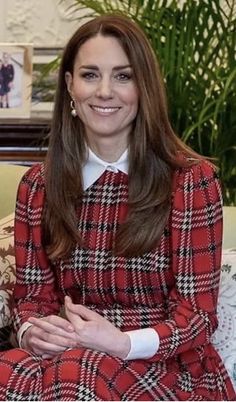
[0,347,235,401]
[0,348,43,400]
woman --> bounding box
[0,14,235,401]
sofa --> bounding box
[0,164,236,393]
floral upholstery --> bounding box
[0,213,236,391]
[0,214,15,351]
[0,213,15,329]
[211,250,236,390]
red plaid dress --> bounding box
[0,160,235,401]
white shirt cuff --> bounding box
[17,322,33,348]
[124,328,159,360]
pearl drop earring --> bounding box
[70,99,77,117]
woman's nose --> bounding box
[95,77,113,99]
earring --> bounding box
[70,99,77,117]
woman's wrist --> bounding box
[17,322,33,348]
[116,332,131,359]
[20,325,33,350]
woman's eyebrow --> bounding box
[79,64,132,70]
[112,65,132,71]
[79,65,99,70]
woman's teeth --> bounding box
[91,106,119,113]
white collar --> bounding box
[83,148,128,190]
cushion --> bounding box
[0,213,15,329]
[0,164,28,220]
[211,249,236,391]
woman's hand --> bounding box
[65,296,131,359]
[22,315,79,359]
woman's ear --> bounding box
[65,71,73,97]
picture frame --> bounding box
[0,43,33,119]
[31,47,61,118]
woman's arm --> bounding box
[12,164,78,356]
[13,164,60,328]
[150,160,223,362]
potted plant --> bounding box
[59,0,235,207]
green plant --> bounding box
[59,0,236,204]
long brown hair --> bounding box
[44,14,201,260]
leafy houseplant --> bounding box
[48,0,236,204]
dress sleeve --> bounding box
[151,160,223,362]
[12,164,61,334]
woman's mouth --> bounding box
[90,105,120,114]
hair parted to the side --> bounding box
[44,13,201,260]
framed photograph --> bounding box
[0,44,33,119]
[31,48,61,118]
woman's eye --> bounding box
[81,72,97,80]
[115,73,132,81]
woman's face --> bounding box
[65,34,139,150]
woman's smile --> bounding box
[89,105,121,115]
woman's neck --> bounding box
[87,138,128,163]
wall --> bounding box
[0,0,86,118]
[0,0,82,47]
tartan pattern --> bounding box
[0,349,42,400]
[0,161,235,400]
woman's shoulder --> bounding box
[174,156,219,188]
[20,162,45,189]
[16,163,46,212]
[172,156,222,209]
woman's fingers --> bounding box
[28,316,77,339]
[22,315,82,357]
[65,297,103,321]
[28,318,78,348]
[30,314,74,331]
[65,309,84,333]
[41,354,53,359]
[64,297,84,324]
[30,337,68,354]
[28,316,73,334]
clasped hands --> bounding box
[22,296,130,360]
